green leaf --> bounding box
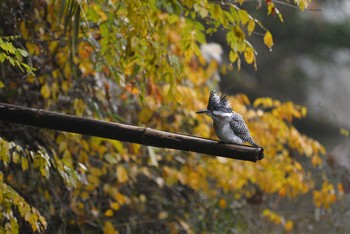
[229,6,240,22]
[17,48,28,57]
[229,51,238,63]
[21,156,29,171]
[105,153,119,164]
[72,5,80,55]
[12,151,20,163]
[57,0,66,25]
[0,53,6,62]
[239,9,250,25]
[1,42,16,54]
[8,56,15,66]
[211,4,222,19]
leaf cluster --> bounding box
[0,36,34,78]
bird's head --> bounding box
[196,90,232,119]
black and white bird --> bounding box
[196,90,260,148]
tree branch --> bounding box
[0,102,264,162]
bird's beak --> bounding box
[196,110,209,114]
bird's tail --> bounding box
[248,139,260,148]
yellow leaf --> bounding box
[313,191,322,208]
[301,106,307,117]
[139,194,147,203]
[104,209,114,217]
[238,94,250,105]
[264,31,274,49]
[267,3,275,16]
[210,4,221,16]
[262,209,271,217]
[20,21,28,38]
[124,62,134,76]
[0,81,4,89]
[111,141,125,154]
[239,10,249,25]
[237,41,247,52]
[313,181,337,208]
[40,83,50,98]
[229,51,238,63]
[58,141,67,153]
[253,97,274,108]
[81,140,90,151]
[61,80,69,93]
[293,161,302,171]
[98,145,107,155]
[113,191,128,205]
[278,187,286,197]
[87,174,100,185]
[12,151,20,164]
[81,191,89,200]
[197,4,209,18]
[244,47,254,64]
[76,202,84,209]
[90,167,103,177]
[116,165,128,183]
[233,26,245,42]
[311,155,322,167]
[247,19,255,36]
[103,221,118,234]
[139,108,153,123]
[110,202,120,210]
[340,128,349,137]
[158,211,168,220]
[262,209,282,224]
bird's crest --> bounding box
[219,93,231,110]
[207,90,232,112]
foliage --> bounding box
[0,36,34,79]
[0,138,47,233]
[0,0,341,233]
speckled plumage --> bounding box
[198,90,259,147]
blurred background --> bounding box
[206,0,350,165]
[217,0,350,148]
[214,0,350,231]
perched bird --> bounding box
[196,90,260,148]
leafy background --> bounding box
[0,0,349,233]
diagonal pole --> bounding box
[0,102,264,162]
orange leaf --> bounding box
[284,220,294,232]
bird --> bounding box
[196,90,261,148]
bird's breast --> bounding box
[213,121,243,144]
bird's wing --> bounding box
[229,118,248,135]
[229,117,259,147]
